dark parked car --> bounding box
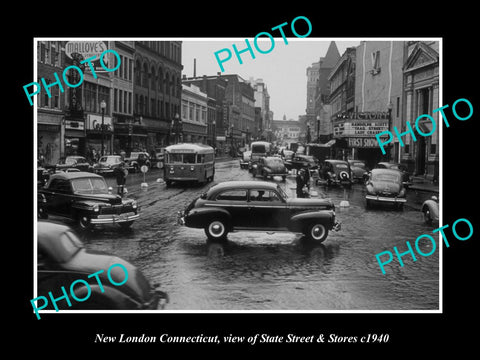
[318,159,353,187]
[375,162,411,187]
[348,160,369,182]
[93,155,126,175]
[365,168,406,209]
[252,156,288,181]
[178,181,341,243]
[38,171,139,230]
[125,152,151,172]
[56,156,92,172]
[284,154,318,171]
[37,221,168,311]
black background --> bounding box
[13,4,478,355]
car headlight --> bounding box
[132,200,138,209]
[93,204,100,212]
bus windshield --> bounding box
[167,153,197,164]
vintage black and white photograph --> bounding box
[33,37,441,316]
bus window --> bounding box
[168,153,183,163]
[184,153,196,164]
[205,153,214,162]
[196,154,205,163]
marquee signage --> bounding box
[347,137,387,148]
[333,111,390,121]
[334,120,389,137]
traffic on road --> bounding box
[35,144,440,312]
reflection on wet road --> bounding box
[84,160,439,311]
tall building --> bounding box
[248,77,271,139]
[37,41,68,165]
[110,41,135,155]
[351,41,405,168]
[133,41,183,151]
[305,41,340,140]
[182,74,228,151]
[181,83,208,143]
[402,41,439,181]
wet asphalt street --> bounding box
[79,160,439,311]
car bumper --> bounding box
[90,212,140,224]
[177,211,185,225]
[366,194,406,203]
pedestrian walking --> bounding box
[296,168,307,198]
[114,162,128,196]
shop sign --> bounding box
[87,114,113,132]
[348,137,383,148]
[65,41,111,73]
[65,120,85,130]
[334,120,389,137]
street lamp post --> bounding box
[316,115,320,143]
[230,124,234,157]
[387,101,393,161]
[100,100,106,156]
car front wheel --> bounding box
[205,219,228,241]
[305,222,328,243]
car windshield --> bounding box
[372,172,401,183]
[100,156,120,164]
[252,145,267,153]
[168,153,196,164]
[334,163,348,169]
[265,158,283,166]
[352,162,365,167]
[65,157,78,165]
[71,177,108,194]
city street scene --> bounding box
[35,39,440,312]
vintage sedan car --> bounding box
[178,181,341,243]
[284,154,318,171]
[347,160,369,183]
[38,171,139,230]
[422,195,439,225]
[37,221,168,310]
[125,152,151,172]
[318,159,353,187]
[93,155,125,175]
[252,156,288,181]
[365,168,406,209]
[375,162,411,187]
[56,156,92,172]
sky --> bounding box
[181,39,360,121]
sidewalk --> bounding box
[406,176,439,211]
[408,176,439,194]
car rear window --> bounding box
[215,189,247,201]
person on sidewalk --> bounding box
[296,168,307,198]
[114,162,128,197]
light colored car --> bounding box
[422,195,439,225]
[365,168,406,209]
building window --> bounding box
[418,87,431,115]
[371,50,380,74]
[430,143,436,154]
[114,89,118,112]
[396,97,400,118]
